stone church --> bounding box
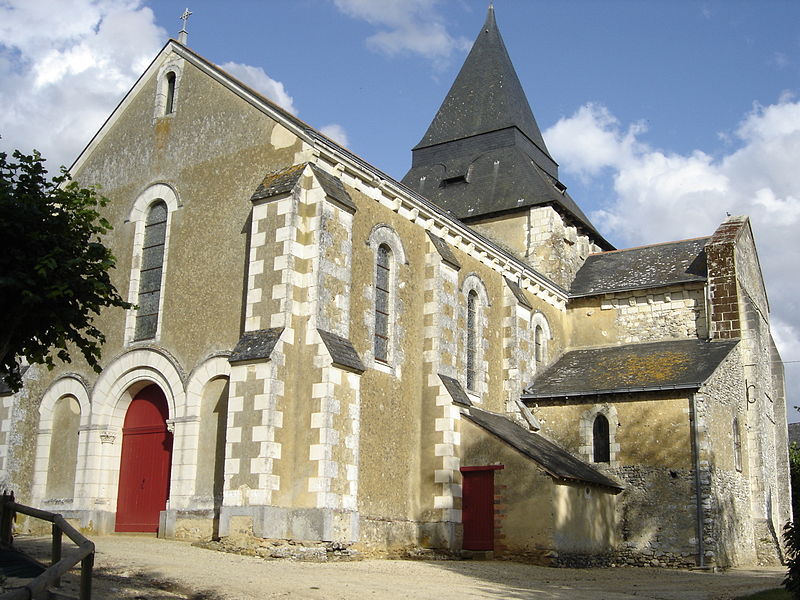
[0,7,790,567]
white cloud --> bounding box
[331,0,470,66]
[544,98,800,405]
[0,1,299,171]
[0,0,166,169]
[319,123,349,147]
[219,62,297,115]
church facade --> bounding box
[0,8,789,567]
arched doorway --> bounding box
[115,384,172,532]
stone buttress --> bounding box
[220,163,364,542]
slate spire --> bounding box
[402,7,608,246]
[413,5,553,169]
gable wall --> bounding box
[71,53,307,373]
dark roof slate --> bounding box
[309,164,356,213]
[250,163,305,202]
[318,330,366,374]
[427,232,461,270]
[401,8,610,248]
[505,278,532,309]
[464,407,623,491]
[523,338,739,399]
[439,374,472,407]
[0,378,11,396]
[570,238,709,297]
[413,7,551,163]
[229,328,284,364]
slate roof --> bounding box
[249,163,355,212]
[317,330,366,374]
[439,374,472,407]
[523,339,738,399]
[401,7,611,248]
[308,164,356,213]
[463,407,623,491]
[229,328,284,364]
[570,238,709,297]
[412,6,553,169]
[427,232,461,270]
[0,378,11,396]
[250,163,305,202]
[505,277,532,309]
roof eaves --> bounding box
[522,382,701,400]
[568,278,708,299]
[177,42,569,302]
[81,39,568,304]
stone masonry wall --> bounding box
[526,206,603,289]
[601,286,708,343]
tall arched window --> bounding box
[531,313,551,375]
[165,71,177,114]
[466,289,478,392]
[534,324,545,365]
[155,58,184,118]
[45,396,80,499]
[593,414,610,463]
[374,243,392,363]
[134,200,168,341]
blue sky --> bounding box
[1,0,799,418]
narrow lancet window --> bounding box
[374,244,391,363]
[466,289,478,391]
[165,72,176,114]
[534,324,544,365]
[134,200,168,341]
[593,414,610,463]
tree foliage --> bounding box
[784,443,800,598]
[0,148,132,391]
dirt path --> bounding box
[12,535,786,600]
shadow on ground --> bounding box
[11,536,223,600]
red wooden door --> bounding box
[461,468,496,550]
[115,385,172,532]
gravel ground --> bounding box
[9,535,786,600]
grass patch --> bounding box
[737,589,790,600]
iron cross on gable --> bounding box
[177,8,192,44]
[179,8,192,31]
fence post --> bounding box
[0,491,14,547]
[52,522,63,588]
[80,549,94,600]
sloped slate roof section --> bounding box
[427,232,461,270]
[317,330,366,374]
[524,338,739,399]
[439,374,472,407]
[505,277,532,309]
[570,238,709,297]
[464,407,623,491]
[250,163,306,202]
[229,328,284,364]
[413,7,553,171]
[403,138,611,248]
[309,164,357,213]
[0,378,11,396]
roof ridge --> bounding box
[587,236,710,257]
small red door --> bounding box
[115,385,172,532]
[461,467,501,550]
